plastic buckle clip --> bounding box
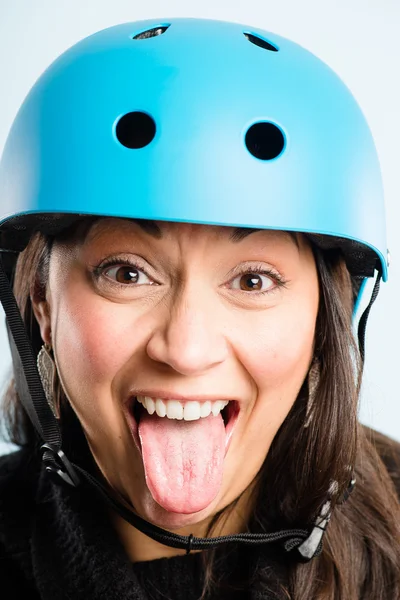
[40,442,80,488]
[295,500,331,561]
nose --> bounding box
[146,289,228,376]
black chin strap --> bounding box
[0,255,360,561]
[357,267,382,364]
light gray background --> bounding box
[0,0,399,455]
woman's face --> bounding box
[33,219,319,532]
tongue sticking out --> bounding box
[138,410,226,514]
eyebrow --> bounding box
[132,219,163,238]
[229,227,262,242]
[132,220,299,247]
[230,227,299,248]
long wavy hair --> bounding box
[2,226,400,599]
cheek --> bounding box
[233,296,317,395]
[51,286,146,409]
[220,293,318,509]
[56,300,118,383]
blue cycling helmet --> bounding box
[0,17,388,283]
[0,17,387,560]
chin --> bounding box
[138,487,220,532]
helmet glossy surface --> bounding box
[0,18,387,279]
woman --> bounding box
[0,17,399,600]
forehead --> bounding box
[83,217,300,248]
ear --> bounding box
[30,277,52,346]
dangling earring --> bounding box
[304,357,320,428]
[37,343,59,418]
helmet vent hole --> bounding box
[245,122,285,160]
[132,26,170,40]
[116,112,156,149]
[244,33,278,52]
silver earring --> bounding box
[304,358,320,428]
[37,343,58,418]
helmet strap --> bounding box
[357,266,382,363]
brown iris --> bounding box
[239,273,263,291]
[114,266,139,284]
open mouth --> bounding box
[124,396,241,513]
[126,396,240,455]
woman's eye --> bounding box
[230,272,275,292]
[103,265,154,285]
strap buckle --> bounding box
[293,474,356,561]
[40,442,80,488]
[295,500,331,561]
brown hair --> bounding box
[2,230,400,599]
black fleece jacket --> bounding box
[0,447,292,600]
[0,428,399,600]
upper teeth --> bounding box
[136,396,229,421]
